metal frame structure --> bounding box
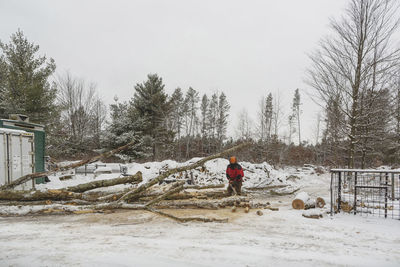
[330,169,400,220]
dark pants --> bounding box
[227,180,242,196]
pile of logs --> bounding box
[292,192,326,210]
[0,142,277,223]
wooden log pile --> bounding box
[0,142,275,223]
[291,192,327,210]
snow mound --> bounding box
[36,158,325,193]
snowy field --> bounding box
[1,159,400,266]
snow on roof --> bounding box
[0,127,32,135]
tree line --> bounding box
[1,0,400,168]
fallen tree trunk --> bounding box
[138,189,228,201]
[0,189,94,202]
[153,196,249,210]
[145,207,228,223]
[145,181,185,207]
[0,199,94,206]
[184,184,225,190]
[0,140,140,191]
[244,185,288,191]
[64,171,142,193]
[118,142,250,203]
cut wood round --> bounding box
[292,192,310,210]
[315,197,326,208]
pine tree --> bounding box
[322,95,345,165]
[104,98,145,158]
[264,93,273,141]
[291,89,301,145]
[207,93,218,150]
[169,88,184,139]
[131,74,170,160]
[216,92,230,145]
[0,29,57,124]
[183,87,199,158]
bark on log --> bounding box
[153,196,249,210]
[302,214,322,219]
[145,181,185,207]
[118,142,250,203]
[184,184,225,190]
[244,185,288,191]
[138,190,228,201]
[64,172,142,193]
[292,192,310,210]
[0,189,94,202]
[315,197,326,208]
[146,207,228,223]
[0,140,140,190]
[0,199,93,206]
[270,187,300,196]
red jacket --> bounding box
[226,163,244,182]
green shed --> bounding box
[0,115,46,183]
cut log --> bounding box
[315,197,326,208]
[0,140,140,190]
[302,214,322,219]
[264,206,279,211]
[292,192,311,210]
[118,142,249,203]
[64,172,142,193]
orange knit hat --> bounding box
[229,156,237,164]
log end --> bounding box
[316,197,326,208]
[292,199,305,210]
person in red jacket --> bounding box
[226,156,244,195]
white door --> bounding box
[0,133,7,186]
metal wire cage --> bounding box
[330,169,400,219]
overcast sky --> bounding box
[0,0,350,143]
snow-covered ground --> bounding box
[1,159,400,266]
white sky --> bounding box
[0,0,350,144]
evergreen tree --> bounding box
[104,98,145,158]
[200,94,209,154]
[291,89,301,145]
[183,87,199,158]
[322,95,345,166]
[169,88,184,139]
[131,74,170,160]
[0,29,57,124]
[216,92,230,145]
[264,93,273,141]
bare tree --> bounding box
[272,92,283,138]
[306,0,400,167]
[236,108,253,141]
[57,71,104,153]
